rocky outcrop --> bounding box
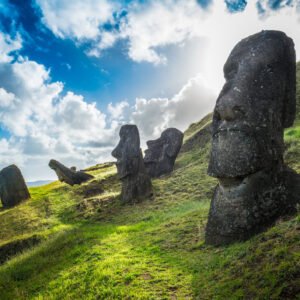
[205,30,299,245]
[49,159,93,186]
[0,165,30,208]
[112,125,152,203]
[144,128,183,177]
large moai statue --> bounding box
[112,125,153,203]
[0,165,30,208]
[144,128,183,178]
[49,159,94,186]
[205,30,300,245]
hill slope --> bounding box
[0,65,299,299]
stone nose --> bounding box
[215,95,245,122]
[111,144,121,159]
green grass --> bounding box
[0,64,299,299]
[0,123,299,299]
[183,112,212,143]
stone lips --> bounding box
[49,159,94,186]
[144,128,183,178]
[0,164,30,208]
[205,30,299,245]
[112,124,152,203]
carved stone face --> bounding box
[208,31,296,178]
[112,125,141,179]
[144,128,183,177]
[144,128,183,163]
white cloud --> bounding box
[108,101,130,121]
[36,0,208,63]
[0,33,22,63]
[36,0,116,40]
[0,32,118,180]
[0,88,16,107]
[130,75,216,142]
[35,0,300,70]
[119,1,206,64]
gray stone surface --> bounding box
[49,159,93,186]
[144,128,183,177]
[112,124,152,203]
[0,165,30,208]
[205,30,299,245]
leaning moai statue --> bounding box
[49,159,93,186]
[144,128,183,178]
[205,30,300,245]
[0,165,30,208]
[112,124,153,203]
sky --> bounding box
[0,0,299,181]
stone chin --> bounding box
[143,151,156,164]
[115,162,130,180]
[208,130,270,178]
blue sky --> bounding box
[0,0,299,180]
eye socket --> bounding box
[232,105,245,117]
[214,110,221,121]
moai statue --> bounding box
[49,159,93,186]
[0,165,30,208]
[144,128,183,178]
[112,125,153,203]
[205,30,299,245]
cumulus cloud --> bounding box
[0,88,15,107]
[119,1,206,64]
[36,0,116,40]
[35,0,300,66]
[0,32,118,180]
[130,75,216,142]
[35,0,208,64]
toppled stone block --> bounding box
[49,159,93,186]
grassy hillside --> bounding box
[0,66,299,299]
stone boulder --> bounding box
[112,124,153,203]
[205,30,299,245]
[144,128,183,178]
[0,165,30,208]
[49,159,93,186]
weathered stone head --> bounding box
[112,125,141,179]
[208,30,296,178]
[112,125,152,203]
[205,30,298,245]
[144,128,183,177]
[0,164,30,208]
[49,159,93,186]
